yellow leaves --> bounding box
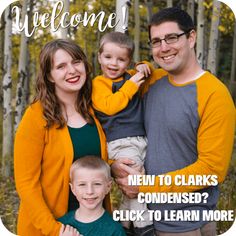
[218,25,226,33]
[203,1,213,10]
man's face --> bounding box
[150,21,196,74]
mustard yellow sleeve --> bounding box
[140,81,235,193]
[92,76,139,116]
[14,105,61,235]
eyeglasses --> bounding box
[149,32,188,48]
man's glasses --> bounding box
[149,32,188,48]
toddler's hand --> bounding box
[59,224,81,236]
[136,64,151,77]
[130,72,145,87]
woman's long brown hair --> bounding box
[34,39,93,128]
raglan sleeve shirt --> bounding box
[92,70,139,116]
[140,71,236,193]
[92,61,155,115]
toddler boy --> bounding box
[92,32,154,235]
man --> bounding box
[112,7,235,236]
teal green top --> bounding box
[68,122,101,161]
[67,122,101,211]
[58,210,126,236]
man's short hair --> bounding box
[70,156,111,182]
[99,31,134,58]
[149,7,195,39]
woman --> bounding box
[14,39,109,236]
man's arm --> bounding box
[114,83,235,197]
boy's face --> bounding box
[70,167,112,212]
[98,42,131,79]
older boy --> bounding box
[58,156,125,236]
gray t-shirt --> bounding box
[144,75,219,232]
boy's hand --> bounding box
[130,72,145,87]
[59,224,81,236]
[136,64,151,77]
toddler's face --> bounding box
[98,42,131,79]
[70,168,111,212]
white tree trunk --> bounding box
[0,17,5,104]
[196,0,204,67]
[115,0,131,33]
[14,0,30,131]
[2,6,13,177]
[145,0,153,24]
[187,0,195,19]
[230,23,236,83]
[24,50,30,105]
[229,22,236,102]
[207,0,220,75]
[61,0,70,38]
[134,0,140,62]
[167,0,173,8]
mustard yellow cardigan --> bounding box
[14,101,108,236]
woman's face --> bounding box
[49,49,87,99]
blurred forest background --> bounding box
[0,0,235,234]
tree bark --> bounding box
[187,0,195,20]
[207,0,220,75]
[115,0,131,33]
[229,22,236,103]
[166,0,173,8]
[2,6,13,177]
[14,0,30,132]
[134,0,140,62]
[0,16,5,104]
[196,0,204,67]
[145,0,153,24]
[61,0,70,38]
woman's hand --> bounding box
[59,224,81,236]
